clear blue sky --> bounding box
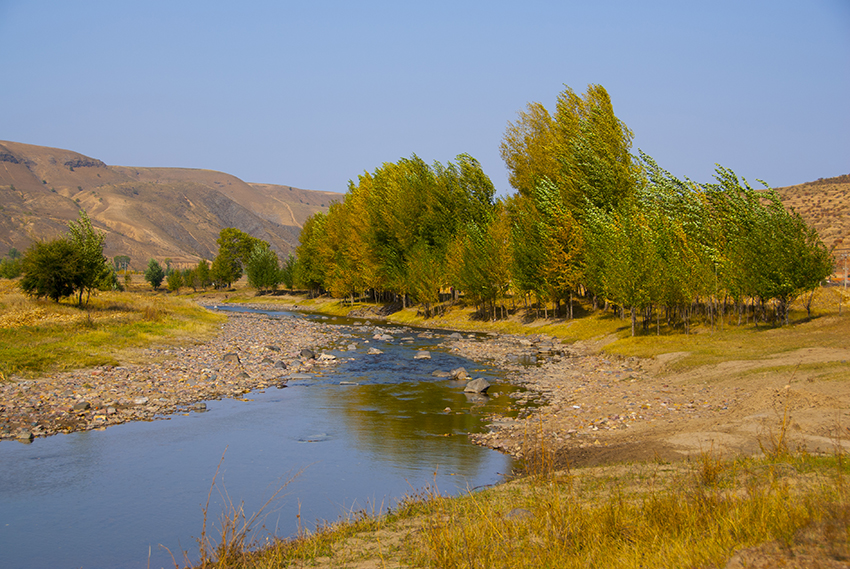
[1,0,848,194]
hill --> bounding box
[0,141,339,269]
[775,174,850,253]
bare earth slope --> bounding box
[775,173,850,252]
[0,141,339,268]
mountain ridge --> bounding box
[0,140,339,269]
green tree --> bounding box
[196,259,211,289]
[144,259,165,289]
[279,254,297,290]
[180,268,196,291]
[20,239,82,302]
[113,255,131,273]
[0,257,22,279]
[212,228,263,287]
[245,242,281,292]
[67,209,111,306]
[166,269,183,292]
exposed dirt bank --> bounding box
[444,332,850,467]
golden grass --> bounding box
[190,449,850,569]
[0,282,224,378]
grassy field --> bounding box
[0,279,224,380]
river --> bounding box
[0,307,526,569]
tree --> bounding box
[166,269,183,292]
[113,255,131,273]
[196,259,211,289]
[0,257,22,279]
[67,209,111,306]
[144,259,165,289]
[212,228,263,286]
[500,102,559,197]
[245,243,281,292]
[20,239,82,302]
[279,254,297,290]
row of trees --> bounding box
[142,228,297,292]
[294,84,833,332]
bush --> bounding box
[20,239,82,301]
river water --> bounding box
[0,308,524,569]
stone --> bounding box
[274,360,288,369]
[191,402,207,411]
[367,348,384,355]
[464,378,491,394]
[414,350,431,360]
[431,370,450,378]
[133,397,149,405]
[73,401,91,412]
[317,353,337,361]
[347,343,358,351]
[449,367,470,381]
[265,345,280,352]
[16,430,34,443]
[223,352,241,364]
[449,332,463,339]
[261,357,275,365]
[300,348,315,360]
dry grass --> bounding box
[188,448,850,569]
[0,280,224,379]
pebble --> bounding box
[0,310,342,441]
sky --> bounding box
[1,0,848,195]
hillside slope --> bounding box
[0,141,339,269]
[775,174,850,253]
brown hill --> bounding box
[0,141,339,269]
[775,174,850,253]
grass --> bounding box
[187,448,850,569]
[0,280,224,379]
[224,285,850,379]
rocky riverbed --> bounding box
[0,311,344,442]
[444,332,850,466]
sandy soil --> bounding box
[446,332,850,468]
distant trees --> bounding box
[0,248,22,279]
[20,210,113,305]
[113,255,131,272]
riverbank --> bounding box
[0,310,344,441]
[216,290,850,468]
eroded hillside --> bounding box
[0,141,339,268]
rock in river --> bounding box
[464,378,491,394]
